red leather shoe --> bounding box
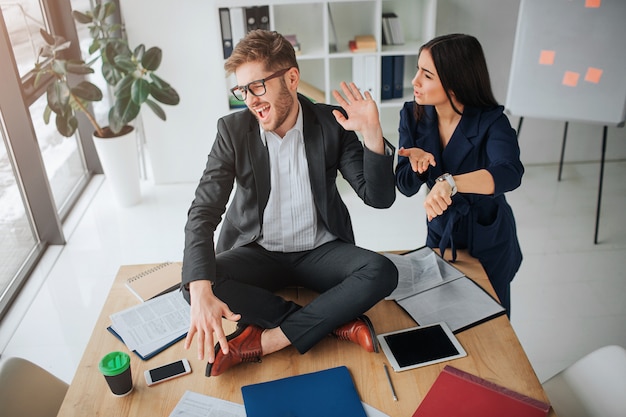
[205,324,263,377]
[332,315,378,353]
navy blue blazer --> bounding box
[182,94,396,287]
[395,102,524,296]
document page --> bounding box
[383,247,464,300]
[167,391,389,417]
[397,276,505,333]
[168,391,245,417]
[109,290,190,353]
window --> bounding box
[0,0,103,319]
[0,114,39,312]
[0,0,46,78]
[29,94,88,215]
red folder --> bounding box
[413,365,551,417]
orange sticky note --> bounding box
[562,71,580,87]
[539,50,555,65]
[585,67,603,83]
[585,0,601,8]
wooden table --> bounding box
[56,250,556,416]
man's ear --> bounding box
[287,67,300,91]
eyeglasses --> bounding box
[230,68,291,101]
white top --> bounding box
[257,103,335,252]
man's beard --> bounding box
[250,81,294,134]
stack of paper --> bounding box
[383,247,505,333]
[108,290,190,360]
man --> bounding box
[182,29,398,377]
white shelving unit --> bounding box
[215,0,437,143]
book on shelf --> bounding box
[383,246,506,333]
[125,262,182,302]
[241,366,368,417]
[284,34,301,55]
[349,34,377,53]
[382,13,404,45]
[413,365,551,417]
[327,3,338,52]
[107,290,190,360]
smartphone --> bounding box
[144,359,191,386]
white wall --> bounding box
[120,0,625,184]
[436,0,626,166]
[119,0,228,184]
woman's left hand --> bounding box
[424,180,453,221]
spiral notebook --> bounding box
[125,262,182,302]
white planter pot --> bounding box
[92,126,141,207]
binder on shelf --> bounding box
[392,55,405,98]
[219,8,233,59]
[245,6,270,32]
[381,56,394,100]
[125,262,182,302]
[241,366,367,417]
[352,54,377,101]
[230,7,246,49]
[413,365,550,417]
[244,7,257,32]
[256,5,270,30]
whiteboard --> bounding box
[505,0,626,126]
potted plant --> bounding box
[33,1,179,206]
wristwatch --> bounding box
[436,173,457,196]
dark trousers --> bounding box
[212,240,398,353]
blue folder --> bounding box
[106,325,186,361]
[241,366,367,417]
[381,56,394,100]
[392,55,405,98]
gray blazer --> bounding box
[182,94,396,287]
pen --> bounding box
[383,363,398,401]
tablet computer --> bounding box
[377,322,467,372]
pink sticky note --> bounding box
[539,50,555,65]
[585,0,601,8]
[562,71,580,87]
[585,67,603,83]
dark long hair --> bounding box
[414,33,498,121]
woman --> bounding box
[395,34,523,315]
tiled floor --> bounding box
[0,160,625,387]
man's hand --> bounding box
[331,81,384,154]
[184,280,241,363]
[398,147,436,174]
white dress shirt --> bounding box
[257,103,335,252]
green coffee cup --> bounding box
[99,351,133,396]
